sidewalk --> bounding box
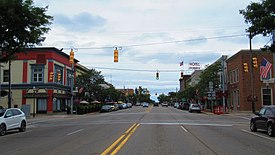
[203,109,254,117]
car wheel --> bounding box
[0,123,6,136]
[267,123,275,137]
[19,120,26,132]
[250,120,257,132]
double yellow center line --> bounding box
[101,123,140,155]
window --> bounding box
[229,69,239,84]
[259,107,266,115]
[3,70,9,82]
[32,65,44,83]
[265,108,272,115]
[262,88,272,106]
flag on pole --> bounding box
[260,58,272,79]
[180,61,183,66]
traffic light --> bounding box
[49,72,54,81]
[57,71,61,81]
[180,71,183,78]
[243,63,249,72]
[69,49,74,64]
[252,57,258,68]
[156,72,159,80]
[114,48,118,62]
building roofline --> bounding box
[24,47,79,63]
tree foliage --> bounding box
[240,0,275,51]
[0,0,53,62]
[197,62,221,97]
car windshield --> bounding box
[0,109,6,117]
[271,107,275,115]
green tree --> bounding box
[0,0,53,62]
[76,69,105,102]
[240,0,275,51]
[197,62,221,97]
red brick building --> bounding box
[226,49,274,112]
[0,47,79,114]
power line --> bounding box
[62,33,247,50]
[89,66,188,73]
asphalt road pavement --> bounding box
[0,106,275,155]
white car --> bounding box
[0,108,27,136]
[189,104,201,113]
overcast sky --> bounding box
[34,0,271,101]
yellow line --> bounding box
[101,123,137,155]
[110,124,140,155]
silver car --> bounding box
[189,104,201,113]
[0,108,27,136]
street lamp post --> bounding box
[33,86,37,117]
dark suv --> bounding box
[250,105,275,137]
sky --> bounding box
[33,0,272,101]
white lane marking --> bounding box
[140,122,232,127]
[67,129,83,136]
[181,126,188,132]
[242,129,275,142]
[237,116,251,120]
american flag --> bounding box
[260,58,272,78]
[180,61,183,66]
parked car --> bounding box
[189,104,201,113]
[162,102,168,107]
[153,102,159,107]
[100,105,112,112]
[142,102,149,107]
[0,108,27,136]
[250,105,275,137]
[119,103,127,109]
[174,102,179,108]
[135,102,141,106]
[127,103,132,108]
[181,102,190,110]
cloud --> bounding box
[54,12,107,32]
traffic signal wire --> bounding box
[89,66,185,73]
[61,34,247,50]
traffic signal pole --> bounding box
[69,49,75,114]
[249,33,256,113]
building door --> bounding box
[37,98,47,113]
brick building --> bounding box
[226,49,274,111]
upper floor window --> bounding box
[229,69,239,84]
[3,70,9,82]
[32,65,44,83]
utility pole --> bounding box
[221,55,226,112]
[8,60,11,108]
[69,49,75,114]
[249,32,255,113]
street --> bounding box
[0,106,275,155]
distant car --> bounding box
[0,108,27,136]
[100,105,112,112]
[135,102,141,106]
[250,105,275,137]
[127,103,132,108]
[142,102,149,107]
[189,104,201,113]
[174,102,179,108]
[181,102,190,110]
[153,102,159,106]
[119,103,127,109]
[162,102,168,107]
